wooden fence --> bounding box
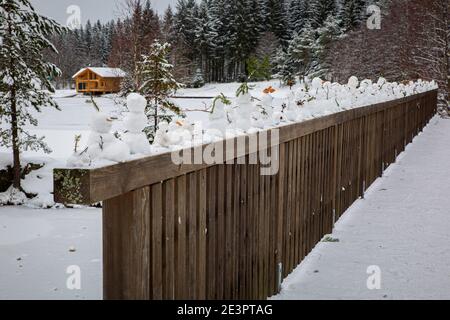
[54,90,437,300]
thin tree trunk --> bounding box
[7,12,21,189]
[10,85,21,189]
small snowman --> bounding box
[272,111,283,126]
[260,86,276,125]
[169,119,195,146]
[283,91,298,122]
[322,81,333,100]
[295,82,313,107]
[87,112,131,163]
[122,93,151,155]
[359,79,373,94]
[377,77,387,90]
[311,77,328,100]
[66,134,90,167]
[251,112,266,129]
[208,95,230,136]
[347,76,360,105]
[154,121,173,148]
[347,76,359,93]
[234,83,255,132]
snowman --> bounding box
[234,90,255,132]
[169,119,196,146]
[283,91,298,122]
[311,77,328,100]
[347,76,360,106]
[208,97,230,136]
[154,121,174,148]
[259,87,276,126]
[122,93,151,155]
[87,112,131,163]
[359,79,373,95]
[295,82,313,107]
[66,146,91,168]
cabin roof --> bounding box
[72,67,126,79]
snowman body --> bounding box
[87,113,131,163]
[208,100,229,135]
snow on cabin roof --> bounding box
[72,67,126,79]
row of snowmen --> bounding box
[67,93,197,166]
[67,77,437,167]
[209,76,437,132]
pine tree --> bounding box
[339,0,367,32]
[228,0,261,78]
[262,0,289,45]
[174,0,199,81]
[311,15,342,79]
[276,23,318,82]
[0,0,64,190]
[162,5,177,44]
[288,0,310,35]
[309,0,337,29]
[138,41,184,137]
[208,0,232,81]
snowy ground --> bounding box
[273,116,450,300]
[0,207,102,300]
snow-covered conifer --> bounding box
[138,40,184,140]
[0,0,64,190]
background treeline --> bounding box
[48,0,448,111]
[48,0,380,86]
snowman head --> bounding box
[91,112,113,134]
[347,76,359,90]
[158,121,170,133]
[311,77,323,90]
[127,93,147,113]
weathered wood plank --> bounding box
[103,186,150,300]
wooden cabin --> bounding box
[72,67,126,94]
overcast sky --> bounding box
[30,0,177,25]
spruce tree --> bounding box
[138,41,184,137]
[339,0,367,32]
[162,5,177,44]
[288,0,310,35]
[0,0,63,190]
[309,0,337,29]
[311,15,342,79]
[262,0,289,45]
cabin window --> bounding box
[101,82,105,87]
[78,82,86,90]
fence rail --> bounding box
[54,90,437,300]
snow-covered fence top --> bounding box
[53,90,437,205]
[53,89,437,300]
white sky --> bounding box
[30,0,177,25]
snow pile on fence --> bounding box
[67,77,438,168]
